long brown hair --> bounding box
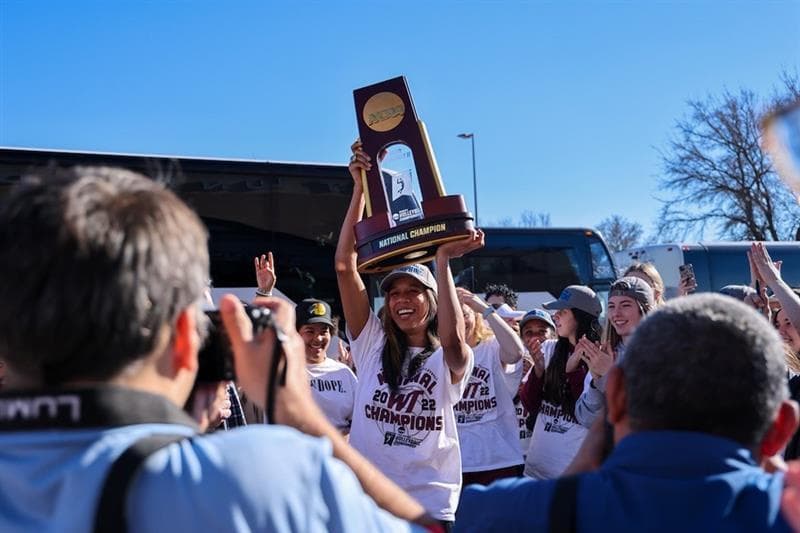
[380,288,440,392]
[606,299,652,351]
[543,308,599,418]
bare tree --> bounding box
[519,210,551,227]
[487,210,551,228]
[657,78,800,241]
[597,215,643,252]
[494,216,515,227]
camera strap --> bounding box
[548,474,579,533]
[0,387,200,532]
[93,433,190,533]
[0,386,200,430]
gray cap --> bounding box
[609,276,655,308]
[519,308,556,330]
[719,284,757,301]
[379,263,437,293]
[543,285,602,317]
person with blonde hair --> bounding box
[455,288,527,485]
[574,276,655,428]
[623,262,667,306]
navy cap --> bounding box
[295,299,334,329]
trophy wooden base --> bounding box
[355,196,474,273]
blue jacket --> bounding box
[0,388,414,533]
[456,431,790,532]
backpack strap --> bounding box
[93,434,190,533]
[548,474,580,533]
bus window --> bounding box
[435,228,617,312]
[589,239,616,280]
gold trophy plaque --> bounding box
[353,76,474,273]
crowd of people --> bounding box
[0,156,799,531]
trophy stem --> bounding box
[360,168,373,217]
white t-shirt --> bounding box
[523,339,589,479]
[455,337,524,472]
[515,377,533,458]
[348,312,472,522]
[306,358,358,433]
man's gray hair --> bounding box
[622,293,788,448]
[0,166,209,385]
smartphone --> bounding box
[679,263,697,294]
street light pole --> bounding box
[457,133,478,224]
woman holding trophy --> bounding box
[334,140,483,525]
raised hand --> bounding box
[348,139,372,188]
[254,252,277,294]
[456,286,486,312]
[436,229,485,261]
[750,242,783,289]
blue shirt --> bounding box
[455,431,790,532]
[0,420,415,532]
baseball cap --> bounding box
[295,299,334,329]
[379,264,437,294]
[719,284,757,301]
[609,276,655,308]
[495,303,526,321]
[543,285,602,317]
[519,308,556,330]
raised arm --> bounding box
[334,141,371,339]
[254,252,276,297]
[435,230,484,383]
[457,287,524,365]
[752,242,800,330]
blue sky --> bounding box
[1,1,798,238]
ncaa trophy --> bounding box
[353,76,474,273]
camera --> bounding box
[196,303,274,383]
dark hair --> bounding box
[484,283,518,309]
[543,308,599,417]
[0,166,209,385]
[622,293,788,448]
[380,287,439,392]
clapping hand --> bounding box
[525,336,546,379]
[577,336,614,381]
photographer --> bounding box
[0,166,427,531]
